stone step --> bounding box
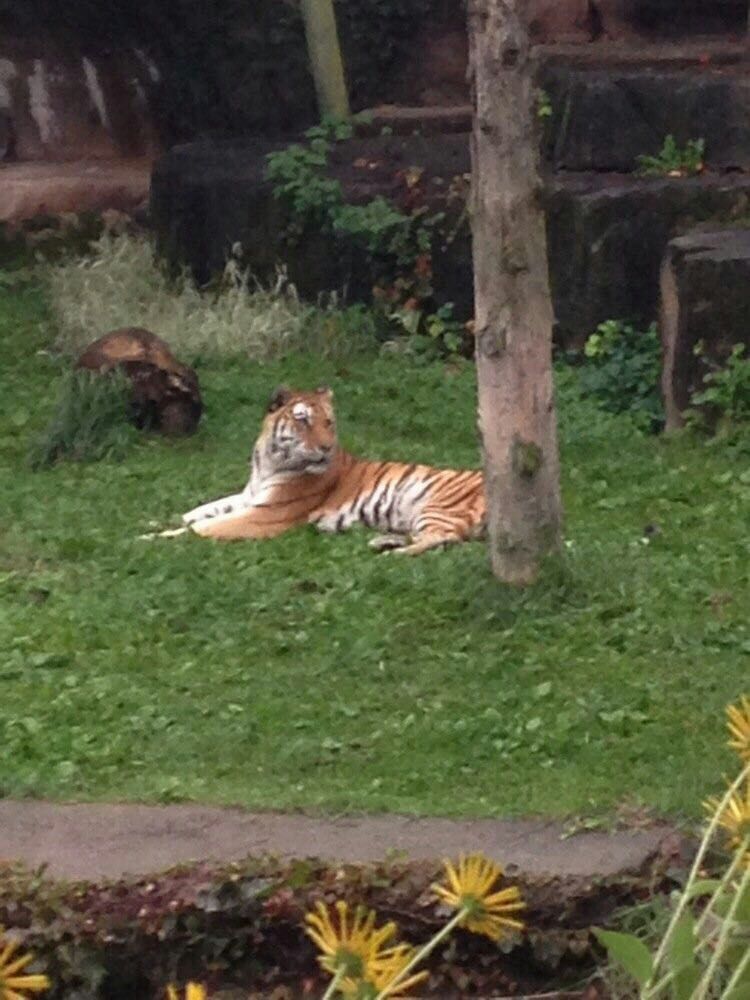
[0,159,151,224]
[357,104,472,137]
[660,227,750,429]
[150,136,750,346]
[540,58,750,172]
[546,171,750,344]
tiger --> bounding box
[147,385,486,556]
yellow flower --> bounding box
[705,782,750,867]
[359,945,429,998]
[727,695,750,763]
[0,932,50,1000]
[305,901,397,981]
[165,984,207,1000]
[432,854,525,942]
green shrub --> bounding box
[384,301,468,361]
[267,123,461,356]
[686,344,750,436]
[29,368,137,470]
[266,118,439,274]
[264,117,353,240]
[636,135,705,177]
[579,319,664,432]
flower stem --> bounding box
[645,833,750,999]
[321,966,345,1000]
[694,834,750,940]
[722,922,750,998]
[692,847,750,1000]
[373,909,467,1000]
[643,761,750,998]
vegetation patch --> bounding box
[0,852,677,999]
[1,269,749,820]
[578,319,664,433]
[686,343,750,439]
[266,124,471,359]
[28,368,137,471]
[636,136,706,178]
[44,233,378,363]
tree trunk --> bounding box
[299,0,351,120]
[468,0,563,585]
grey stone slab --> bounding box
[0,800,671,882]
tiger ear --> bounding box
[267,385,292,413]
[316,385,333,399]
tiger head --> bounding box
[259,385,338,476]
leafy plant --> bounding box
[386,301,468,360]
[536,88,553,120]
[28,368,138,470]
[267,120,451,351]
[265,117,353,240]
[333,199,434,274]
[636,135,705,177]
[596,695,750,1000]
[266,118,440,273]
[579,319,664,432]
[686,343,750,435]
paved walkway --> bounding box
[0,800,673,882]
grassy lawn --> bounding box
[1,273,749,822]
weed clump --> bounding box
[28,368,137,470]
[579,319,664,432]
[636,135,705,177]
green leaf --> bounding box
[723,956,750,1000]
[594,929,654,986]
[671,962,701,1000]
[669,912,696,974]
[734,880,750,923]
[725,939,750,972]
[683,879,723,901]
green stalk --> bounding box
[322,966,345,1000]
[694,835,750,939]
[692,850,750,1000]
[645,837,750,999]
[372,909,467,1000]
[722,922,750,999]
[643,762,750,998]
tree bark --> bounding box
[468,0,563,585]
[299,0,351,120]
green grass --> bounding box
[1,276,749,821]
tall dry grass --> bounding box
[45,233,375,361]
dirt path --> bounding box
[0,800,673,881]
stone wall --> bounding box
[0,37,160,161]
[0,0,456,151]
[2,0,748,161]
